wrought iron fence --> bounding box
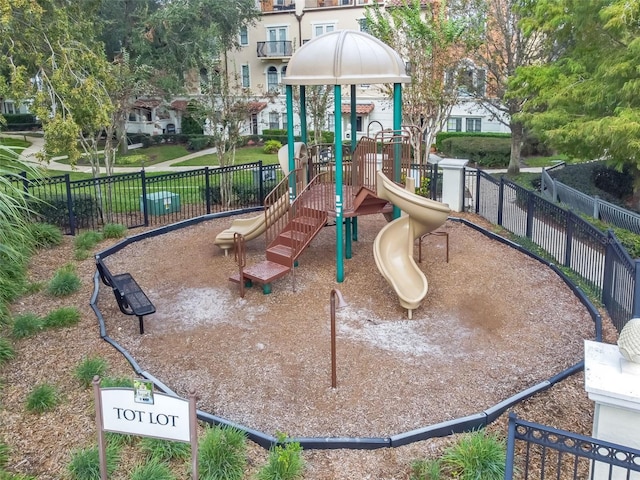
[468,168,635,333]
[505,414,640,479]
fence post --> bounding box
[504,413,517,480]
[602,230,615,309]
[21,171,29,194]
[551,176,557,203]
[526,192,534,239]
[204,167,211,215]
[65,173,76,236]
[474,168,480,214]
[564,211,574,268]
[633,259,640,319]
[140,169,149,227]
[258,160,265,205]
[593,195,600,220]
[497,177,504,226]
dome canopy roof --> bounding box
[283,30,410,86]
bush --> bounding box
[140,437,191,462]
[11,313,44,339]
[200,185,222,205]
[198,425,247,480]
[441,136,511,168]
[232,184,259,206]
[256,436,304,480]
[74,231,102,251]
[187,135,214,151]
[440,429,506,480]
[181,116,203,135]
[410,458,442,480]
[28,223,63,248]
[591,164,633,200]
[67,445,119,480]
[435,131,510,149]
[44,306,81,329]
[263,140,282,154]
[25,383,59,413]
[101,223,127,239]
[30,194,98,230]
[0,338,15,366]
[47,265,81,297]
[261,129,301,144]
[74,356,109,387]
[99,376,134,388]
[130,458,176,480]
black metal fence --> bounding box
[8,162,281,235]
[467,168,638,334]
[505,414,640,479]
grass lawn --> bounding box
[52,144,191,168]
[521,154,569,168]
[0,137,31,149]
[173,146,278,167]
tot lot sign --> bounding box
[93,377,198,479]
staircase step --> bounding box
[266,244,294,266]
[293,215,322,229]
[278,229,307,247]
[229,261,290,284]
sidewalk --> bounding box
[2,133,217,174]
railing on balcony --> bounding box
[257,41,293,58]
[260,0,295,12]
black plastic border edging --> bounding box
[90,212,602,451]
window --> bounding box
[269,112,280,130]
[466,118,482,132]
[251,114,258,135]
[267,27,287,55]
[313,23,336,38]
[281,65,287,80]
[447,117,462,132]
[358,18,370,33]
[282,116,288,132]
[239,26,249,46]
[267,66,279,92]
[327,113,334,131]
[241,65,250,88]
[356,115,363,132]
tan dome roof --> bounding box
[283,30,410,86]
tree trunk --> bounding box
[507,121,524,175]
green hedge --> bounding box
[1,113,41,131]
[30,195,98,229]
[435,131,510,148]
[261,129,301,144]
[440,136,511,167]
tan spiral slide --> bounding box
[373,171,450,318]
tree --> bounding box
[466,0,548,174]
[511,0,640,194]
[305,85,333,145]
[364,0,484,163]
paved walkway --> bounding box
[2,132,543,175]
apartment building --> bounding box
[223,0,509,141]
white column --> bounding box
[584,340,640,479]
[439,158,468,212]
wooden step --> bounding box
[292,215,321,229]
[229,260,290,285]
[278,229,307,247]
[266,244,294,266]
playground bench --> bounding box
[95,256,156,334]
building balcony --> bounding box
[257,41,293,59]
[260,0,295,12]
[304,0,375,7]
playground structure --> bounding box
[214,30,452,316]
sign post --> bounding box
[93,376,199,479]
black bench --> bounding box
[96,256,156,334]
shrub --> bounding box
[44,306,81,329]
[67,445,119,480]
[187,135,213,151]
[25,383,59,413]
[181,116,203,135]
[99,376,134,388]
[28,223,63,248]
[130,458,176,480]
[74,231,102,251]
[263,140,282,154]
[200,185,222,205]
[0,338,15,366]
[74,249,90,261]
[74,356,109,387]
[256,435,304,480]
[0,439,9,468]
[30,194,98,229]
[140,437,191,462]
[440,137,510,167]
[410,458,442,480]
[592,164,633,200]
[232,184,259,206]
[47,266,81,297]
[198,425,247,480]
[101,223,127,239]
[440,429,506,480]
[11,313,44,338]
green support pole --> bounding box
[300,86,307,144]
[286,85,296,201]
[352,217,358,241]
[350,85,357,153]
[345,217,352,259]
[334,85,344,282]
[392,83,402,219]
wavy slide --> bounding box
[213,143,307,254]
[373,171,451,318]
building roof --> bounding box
[284,30,410,86]
[133,99,161,109]
[341,103,375,114]
[170,100,188,111]
[248,102,268,114]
